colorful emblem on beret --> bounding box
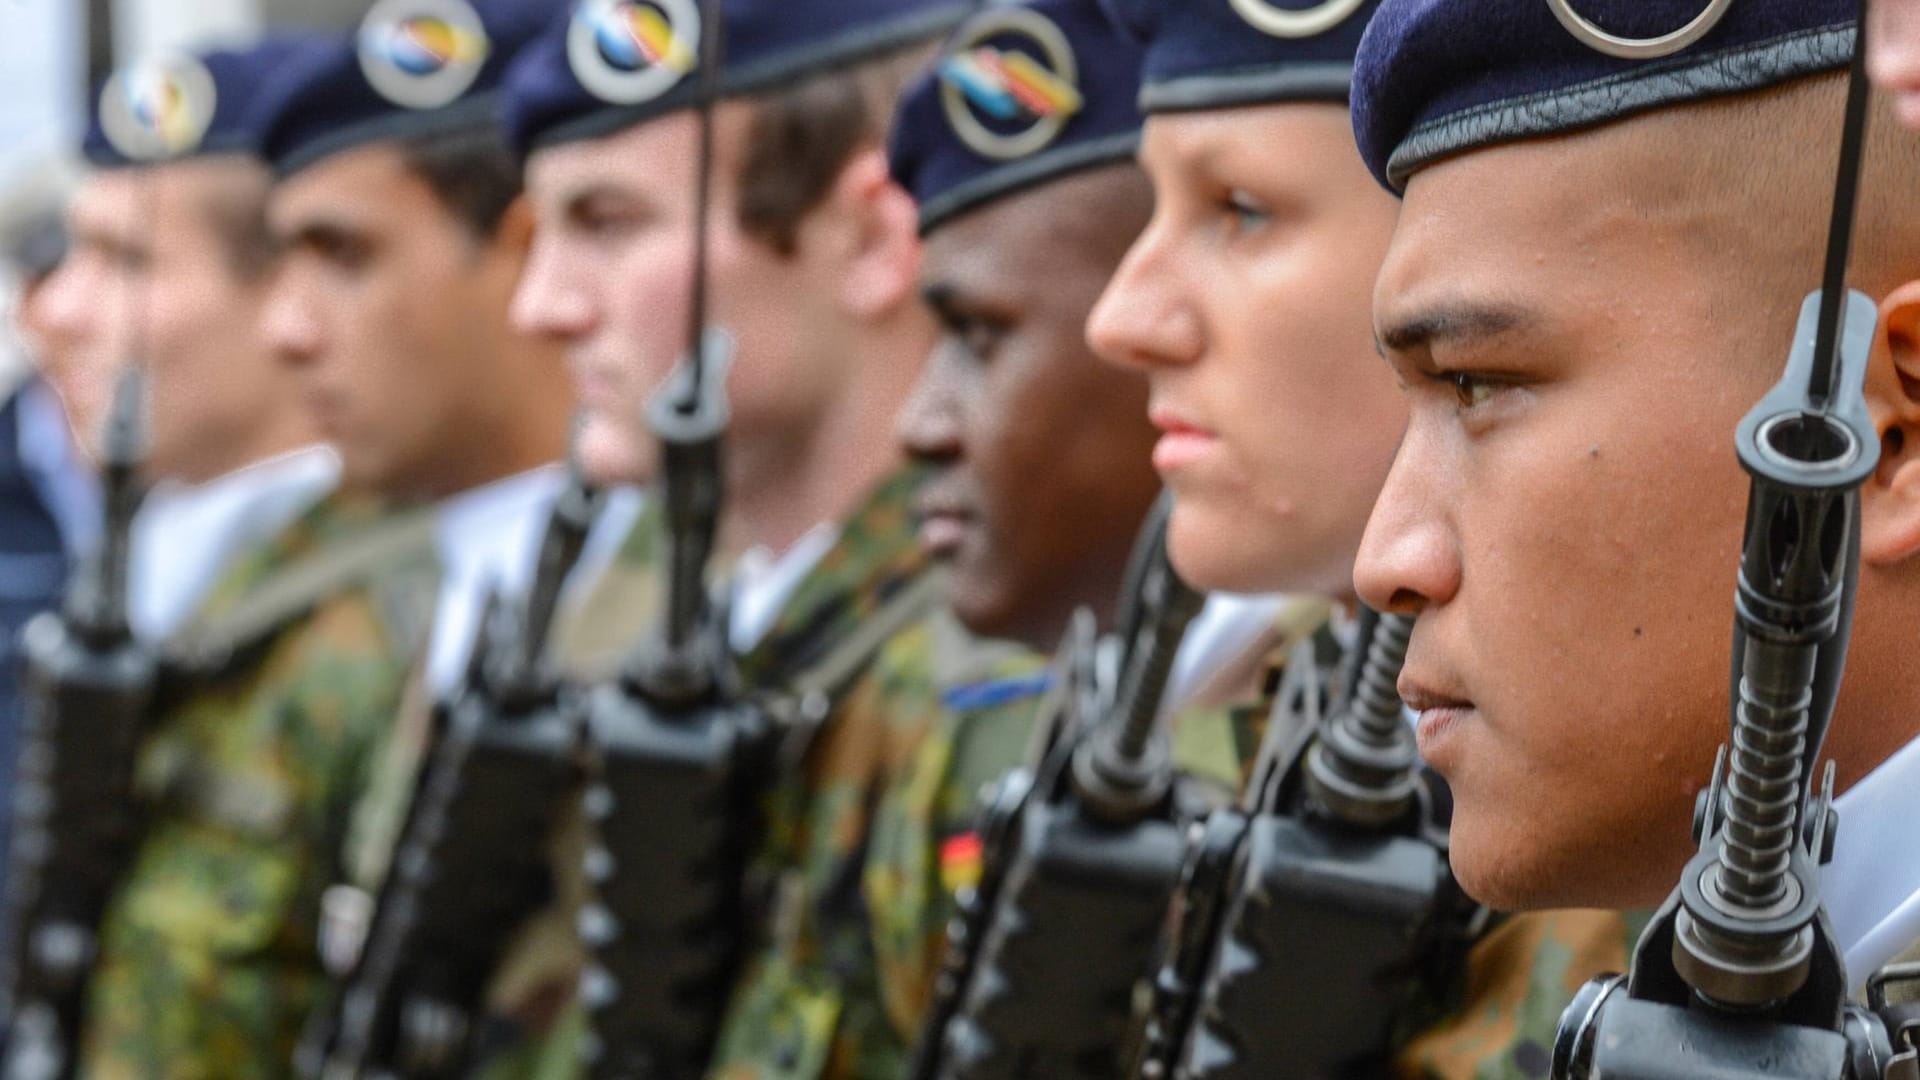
[940,7,1084,161]
[358,0,492,110]
[98,54,218,162]
[1545,0,1735,59]
[568,0,701,106]
[1227,0,1370,39]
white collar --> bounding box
[728,522,839,654]
[424,464,568,695]
[1824,732,1920,988]
[1162,592,1289,718]
[130,445,340,640]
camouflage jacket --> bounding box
[79,496,438,1080]
[702,465,950,1080]
[1392,910,1650,1080]
[481,467,943,1080]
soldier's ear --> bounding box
[1861,280,1920,566]
[820,145,923,321]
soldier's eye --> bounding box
[1448,372,1499,410]
[1223,189,1271,236]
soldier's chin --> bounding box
[578,416,656,488]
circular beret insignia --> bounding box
[939,7,1086,162]
[1544,0,1736,60]
[568,0,702,106]
[358,0,493,110]
[1227,0,1369,40]
[98,54,218,163]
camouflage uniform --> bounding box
[707,591,1334,1080]
[483,467,944,1080]
[1393,911,1651,1080]
[80,496,438,1079]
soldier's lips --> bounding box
[918,511,972,560]
[1148,405,1220,474]
[1400,681,1475,768]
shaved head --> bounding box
[1359,73,1920,911]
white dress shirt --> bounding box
[128,445,340,641]
[424,465,568,697]
[1824,732,1920,988]
[728,522,839,655]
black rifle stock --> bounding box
[295,468,601,1080]
[1129,607,1469,1080]
[1552,12,1910,1077]
[911,500,1203,1080]
[1,370,157,1080]
[575,332,775,1080]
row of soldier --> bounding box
[0,0,1916,1077]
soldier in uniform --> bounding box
[1350,0,1920,991]
[487,2,981,1075]
[78,2,579,1071]
[67,38,449,1079]
[872,1,1333,1047]
[256,0,580,703]
[0,193,82,900]
[33,42,340,645]
[1074,3,1649,1077]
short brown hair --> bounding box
[735,41,938,255]
[396,122,525,242]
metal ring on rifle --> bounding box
[1228,0,1369,40]
[1544,0,1735,59]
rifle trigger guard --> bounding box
[1544,0,1734,59]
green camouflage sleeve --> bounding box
[1392,909,1651,1080]
[80,530,426,1078]
[706,612,1049,1080]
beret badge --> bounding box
[1544,0,1736,59]
[98,54,218,163]
[358,0,493,110]
[1227,0,1369,39]
[568,0,702,106]
[939,6,1087,162]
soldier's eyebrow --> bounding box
[1376,304,1529,357]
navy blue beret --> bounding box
[500,0,977,157]
[1101,0,1382,113]
[257,0,552,178]
[888,0,1145,234]
[1354,0,1855,191]
[84,39,311,167]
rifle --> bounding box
[1551,6,1912,1077]
[295,465,603,1080]
[1126,606,1473,1080]
[1,370,158,1080]
[569,2,784,1072]
[572,324,782,1080]
[908,497,1204,1080]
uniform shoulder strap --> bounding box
[164,506,440,675]
[786,570,944,706]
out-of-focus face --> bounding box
[1871,0,1920,127]
[264,143,518,499]
[1355,122,1787,912]
[512,106,841,488]
[31,161,286,482]
[897,167,1160,649]
[1087,105,1406,596]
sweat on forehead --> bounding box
[1351,0,1856,192]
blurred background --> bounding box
[0,0,373,374]
[1,0,373,193]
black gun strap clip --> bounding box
[1870,962,1920,1055]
